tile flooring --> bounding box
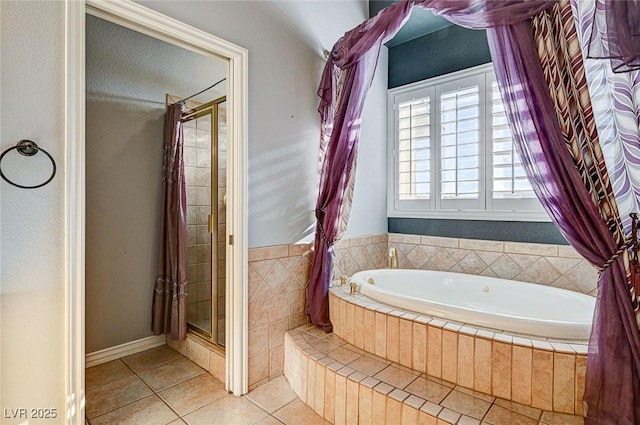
[85,345,328,425]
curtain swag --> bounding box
[309,0,640,423]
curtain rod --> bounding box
[172,77,226,105]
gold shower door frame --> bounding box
[181,95,227,349]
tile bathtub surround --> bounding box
[247,242,314,389]
[284,326,585,425]
[244,232,585,392]
[244,233,387,390]
[86,345,329,425]
[329,289,588,416]
[331,234,389,284]
[388,233,598,296]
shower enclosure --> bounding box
[182,96,227,348]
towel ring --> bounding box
[0,140,56,189]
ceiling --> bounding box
[369,1,453,47]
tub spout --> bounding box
[389,247,399,269]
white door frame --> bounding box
[64,1,248,421]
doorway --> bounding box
[65,1,248,420]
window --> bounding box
[388,64,547,221]
[398,97,431,201]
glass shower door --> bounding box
[183,96,226,348]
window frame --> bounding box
[387,63,550,222]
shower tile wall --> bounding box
[184,117,212,333]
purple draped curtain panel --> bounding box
[310,1,414,332]
[152,102,188,342]
[310,0,640,422]
[489,2,640,422]
[309,0,555,332]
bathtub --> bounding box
[351,268,595,340]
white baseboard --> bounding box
[85,334,167,368]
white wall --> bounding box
[139,0,388,246]
[0,0,386,418]
[265,0,388,238]
[344,46,389,239]
[0,0,66,419]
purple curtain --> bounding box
[152,102,188,342]
[584,0,640,72]
[487,7,640,422]
[309,0,556,332]
[310,0,640,422]
[309,1,415,332]
[309,0,554,332]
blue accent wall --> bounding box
[388,25,492,88]
[388,218,568,245]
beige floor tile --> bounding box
[86,360,133,389]
[273,399,331,425]
[121,345,184,373]
[327,346,363,364]
[440,390,491,420]
[254,416,285,425]
[454,386,495,403]
[459,415,481,425]
[183,395,268,425]
[539,411,584,425]
[321,333,348,347]
[158,373,227,416]
[246,376,298,413]
[348,355,389,376]
[482,404,538,425]
[138,357,205,391]
[310,339,342,354]
[405,376,452,404]
[167,420,187,425]
[86,375,153,419]
[90,395,179,425]
[374,365,419,389]
[494,398,541,420]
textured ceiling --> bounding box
[369,1,453,47]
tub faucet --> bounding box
[389,247,399,269]
[350,281,358,295]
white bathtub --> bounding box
[352,269,595,340]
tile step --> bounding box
[284,325,583,425]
